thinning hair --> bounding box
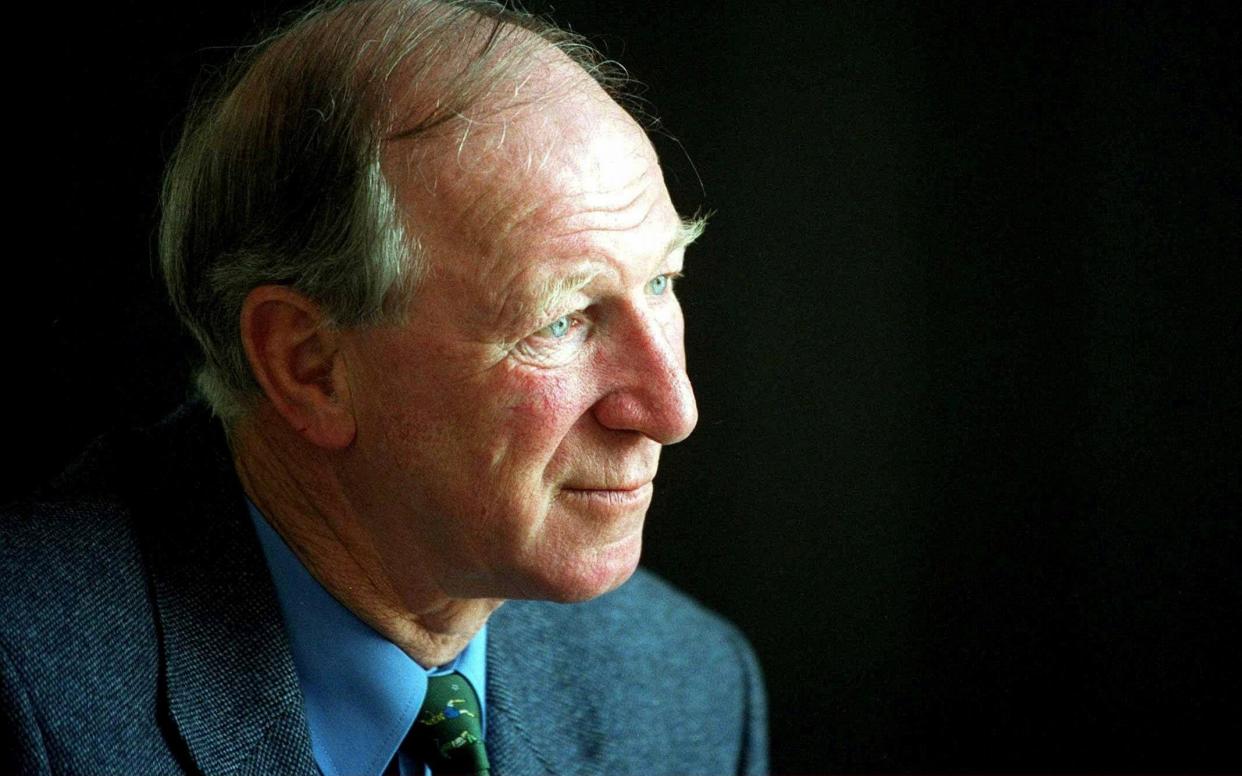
[160,0,629,424]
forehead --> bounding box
[383,55,682,317]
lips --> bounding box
[564,482,650,493]
[560,481,654,506]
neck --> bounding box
[230,406,503,668]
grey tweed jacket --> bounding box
[1,404,767,776]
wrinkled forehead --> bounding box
[381,40,661,252]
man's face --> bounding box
[338,68,698,605]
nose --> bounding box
[591,302,699,445]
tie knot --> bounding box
[410,671,489,776]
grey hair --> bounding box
[160,0,628,425]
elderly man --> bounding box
[1,1,766,775]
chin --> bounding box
[519,533,643,603]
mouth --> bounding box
[560,481,654,507]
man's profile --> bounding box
[1,1,767,774]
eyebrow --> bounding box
[523,268,604,323]
[669,213,709,257]
[508,214,709,330]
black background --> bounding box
[7,1,1240,772]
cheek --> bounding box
[491,365,597,460]
[506,369,574,417]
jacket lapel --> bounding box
[133,405,317,775]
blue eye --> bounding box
[545,315,572,338]
[647,274,671,296]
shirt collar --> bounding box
[247,500,487,776]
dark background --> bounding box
[7,1,1239,772]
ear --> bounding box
[239,285,356,449]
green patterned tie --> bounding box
[409,671,490,776]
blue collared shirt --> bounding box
[248,501,487,776]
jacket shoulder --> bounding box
[489,568,768,775]
[1,483,155,660]
[0,412,208,775]
[2,420,160,645]
[497,567,760,684]
[586,568,757,662]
